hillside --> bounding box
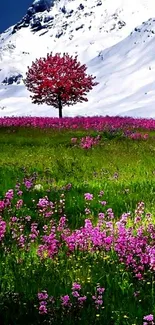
[0,0,155,117]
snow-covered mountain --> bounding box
[1,0,155,117]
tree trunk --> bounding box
[58,93,63,118]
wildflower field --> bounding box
[0,116,155,325]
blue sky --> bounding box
[0,0,33,33]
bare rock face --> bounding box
[2,74,23,85]
[12,0,55,34]
[31,0,54,13]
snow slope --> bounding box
[0,0,155,117]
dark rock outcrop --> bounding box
[2,74,23,85]
[12,0,55,34]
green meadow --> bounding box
[0,126,154,325]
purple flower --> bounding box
[98,190,104,197]
[96,299,103,305]
[24,179,33,190]
[143,315,154,322]
[72,291,80,298]
[5,189,14,200]
[16,199,23,209]
[98,212,105,219]
[17,190,23,196]
[0,218,6,241]
[0,200,5,211]
[78,296,87,303]
[99,201,107,206]
[77,296,87,306]
[39,301,47,314]
[25,215,31,222]
[61,295,71,307]
[84,193,93,201]
[85,208,91,215]
[72,282,81,291]
[96,287,105,294]
[38,291,48,301]
[71,138,77,143]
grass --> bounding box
[0,127,155,213]
[0,125,154,325]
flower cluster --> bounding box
[84,193,94,201]
[37,283,103,315]
[0,182,154,282]
[61,294,71,308]
[128,132,149,140]
[5,189,14,207]
[80,135,100,149]
[0,200,5,211]
[71,135,101,149]
[0,218,6,242]
[23,177,34,190]
[92,285,105,309]
[71,282,87,307]
[143,314,154,325]
[0,116,155,131]
[114,203,155,278]
[37,197,54,218]
[71,137,78,143]
[38,226,60,259]
[64,218,113,253]
[38,291,48,314]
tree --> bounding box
[24,52,98,118]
